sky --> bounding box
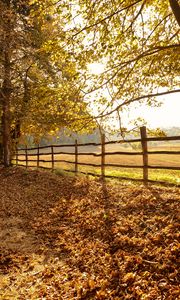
[88,63,180,129]
[123,94,180,129]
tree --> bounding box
[0,0,95,165]
[169,0,180,26]
[0,0,13,166]
[1,0,179,166]
[68,0,180,132]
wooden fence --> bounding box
[14,126,180,184]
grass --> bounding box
[56,166,180,185]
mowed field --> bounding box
[15,142,180,185]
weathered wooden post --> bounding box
[37,144,40,169]
[25,145,28,168]
[140,126,148,184]
[75,139,78,175]
[101,133,105,180]
[51,145,54,172]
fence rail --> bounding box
[14,126,180,184]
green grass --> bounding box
[12,158,180,185]
[49,165,180,186]
[76,165,180,185]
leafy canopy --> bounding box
[65,0,180,131]
[1,0,180,142]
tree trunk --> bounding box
[2,55,11,167]
[0,143,3,163]
[1,0,12,167]
[0,116,2,163]
[169,0,180,27]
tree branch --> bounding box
[73,0,142,37]
[169,0,180,27]
[97,89,180,119]
[80,43,180,95]
[74,89,180,123]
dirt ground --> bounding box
[0,166,179,299]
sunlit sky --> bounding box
[88,63,180,129]
[126,95,180,128]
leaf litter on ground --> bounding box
[0,166,179,299]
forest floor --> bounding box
[0,167,179,299]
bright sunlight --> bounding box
[88,62,105,75]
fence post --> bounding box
[51,145,54,172]
[37,144,40,169]
[101,133,105,180]
[25,145,28,168]
[75,139,78,175]
[140,126,148,184]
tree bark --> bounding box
[2,52,11,167]
[1,0,12,167]
[169,0,180,27]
